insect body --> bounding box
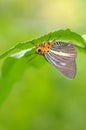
[36,41,77,79]
[36,42,53,55]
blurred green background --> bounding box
[0,0,86,130]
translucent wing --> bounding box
[44,42,77,79]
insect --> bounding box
[36,41,77,79]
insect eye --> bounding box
[38,49,41,53]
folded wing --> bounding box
[44,42,77,79]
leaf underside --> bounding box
[0,28,86,106]
[0,29,86,59]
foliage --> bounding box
[0,29,86,106]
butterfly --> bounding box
[36,41,77,79]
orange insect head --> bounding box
[36,42,53,55]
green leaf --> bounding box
[0,57,29,106]
[0,47,37,105]
[0,29,86,59]
[0,28,86,106]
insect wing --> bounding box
[44,42,77,79]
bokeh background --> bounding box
[0,0,86,130]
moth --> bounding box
[36,41,77,79]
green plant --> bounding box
[0,29,86,106]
